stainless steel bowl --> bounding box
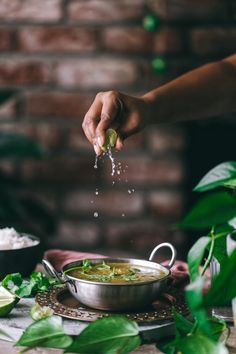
[43,242,176,311]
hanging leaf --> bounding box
[180,191,236,229]
[187,237,211,281]
[194,162,236,192]
[0,90,16,106]
[0,133,45,159]
[65,316,141,354]
[185,277,211,336]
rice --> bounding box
[0,227,38,250]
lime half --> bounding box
[101,129,118,152]
[0,286,17,317]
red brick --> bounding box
[63,190,144,216]
[68,0,144,23]
[149,0,228,22]
[54,58,140,89]
[0,60,50,86]
[148,191,184,218]
[25,92,94,118]
[104,156,184,185]
[0,0,62,23]
[102,27,153,53]
[21,158,96,184]
[106,220,172,255]
[147,127,186,153]
[0,28,14,51]
[18,27,98,53]
[153,28,183,54]
[55,220,101,248]
[191,28,236,56]
[0,122,63,149]
[67,126,91,151]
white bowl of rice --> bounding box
[0,227,41,279]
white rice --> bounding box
[0,227,38,250]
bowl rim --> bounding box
[62,257,171,286]
[0,232,40,252]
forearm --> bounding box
[143,55,236,124]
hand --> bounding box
[82,91,150,155]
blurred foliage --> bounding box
[0,90,55,239]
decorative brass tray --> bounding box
[36,286,188,324]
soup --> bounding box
[65,259,166,284]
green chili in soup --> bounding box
[65,259,166,284]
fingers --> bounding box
[95,91,120,147]
[82,91,125,155]
[82,94,103,154]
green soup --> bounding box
[65,259,166,284]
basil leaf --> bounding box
[187,237,211,281]
[194,161,236,192]
[16,315,72,349]
[175,334,228,354]
[65,316,141,354]
[180,191,236,229]
[201,249,236,307]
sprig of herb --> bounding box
[2,271,61,298]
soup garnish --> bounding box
[65,259,166,284]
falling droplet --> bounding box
[128,189,131,194]
[94,155,98,169]
[94,212,99,218]
[121,213,125,217]
[90,200,94,204]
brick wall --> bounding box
[0,0,235,258]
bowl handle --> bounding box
[148,242,176,269]
[42,259,66,283]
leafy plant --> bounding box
[0,90,55,238]
[12,162,236,353]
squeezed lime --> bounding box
[0,286,17,317]
[101,129,118,152]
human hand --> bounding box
[82,91,150,155]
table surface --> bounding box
[1,264,236,353]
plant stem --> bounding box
[201,235,215,276]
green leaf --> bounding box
[65,316,141,354]
[180,191,236,229]
[187,237,211,281]
[201,249,236,307]
[0,90,16,105]
[194,162,236,192]
[16,315,72,349]
[206,317,228,341]
[175,334,228,354]
[0,133,45,159]
[185,277,211,336]
[2,273,23,292]
[172,309,194,337]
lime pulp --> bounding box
[101,129,118,152]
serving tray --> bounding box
[36,286,188,324]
